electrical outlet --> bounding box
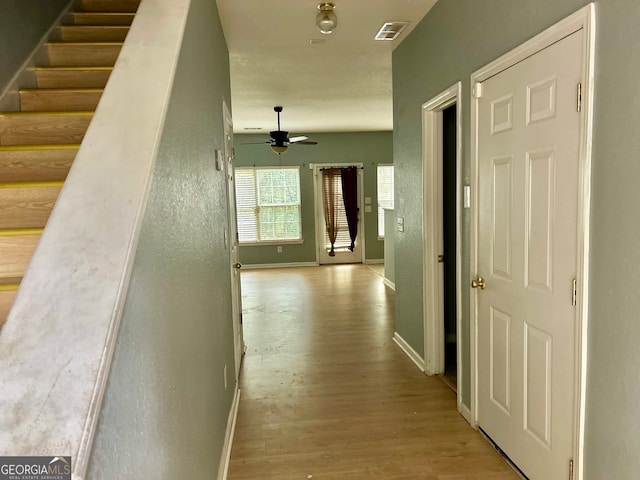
[277,246,283,253]
[224,365,228,391]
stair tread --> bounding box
[19,89,103,112]
[35,66,113,71]
[68,12,135,26]
[0,144,80,150]
[0,111,94,116]
[0,278,21,288]
[0,181,65,188]
[0,234,41,278]
[20,88,104,93]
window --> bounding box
[377,164,394,238]
[235,167,302,244]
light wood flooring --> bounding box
[228,265,518,479]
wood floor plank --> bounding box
[228,265,518,479]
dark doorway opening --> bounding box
[442,104,457,391]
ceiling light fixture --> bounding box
[316,3,337,35]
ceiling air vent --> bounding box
[375,21,410,41]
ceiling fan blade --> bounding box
[288,135,308,143]
[241,141,271,145]
[292,140,318,145]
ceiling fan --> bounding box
[246,106,318,154]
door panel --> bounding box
[476,30,583,479]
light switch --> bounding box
[365,197,372,204]
[397,216,405,232]
[365,205,372,213]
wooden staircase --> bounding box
[0,0,139,327]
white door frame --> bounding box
[310,162,365,264]
[422,83,468,420]
[469,5,595,478]
[223,100,244,381]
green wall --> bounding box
[0,0,70,94]
[393,0,640,476]
[87,0,235,477]
[235,131,392,265]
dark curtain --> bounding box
[340,166,359,252]
[322,168,341,256]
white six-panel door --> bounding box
[476,30,583,478]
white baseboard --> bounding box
[392,332,425,372]
[241,262,318,270]
[217,386,241,480]
[364,258,384,264]
[383,278,395,290]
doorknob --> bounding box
[233,262,242,269]
[471,276,485,289]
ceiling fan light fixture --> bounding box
[316,3,337,35]
[271,144,288,154]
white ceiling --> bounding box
[217,0,438,135]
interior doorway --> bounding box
[313,163,364,265]
[441,104,457,390]
[422,82,465,419]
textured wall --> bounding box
[393,0,640,476]
[0,0,69,94]
[235,131,393,265]
[86,0,234,477]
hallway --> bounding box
[227,265,518,479]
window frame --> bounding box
[235,166,303,246]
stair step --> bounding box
[0,282,19,328]
[80,0,140,13]
[35,67,113,88]
[68,12,135,26]
[0,145,77,182]
[0,112,92,145]
[20,88,103,112]
[0,183,62,229]
[47,42,123,67]
[59,25,130,42]
[0,230,42,280]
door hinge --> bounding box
[576,83,582,112]
[438,255,444,263]
[572,279,577,306]
[569,459,574,480]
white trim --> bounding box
[459,403,473,425]
[241,262,319,270]
[469,4,595,478]
[393,332,426,372]
[421,82,464,422]
[217,386,241,480]
[364,258,384,264]
[383,278,396,291]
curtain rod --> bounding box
[318,166,364,171]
